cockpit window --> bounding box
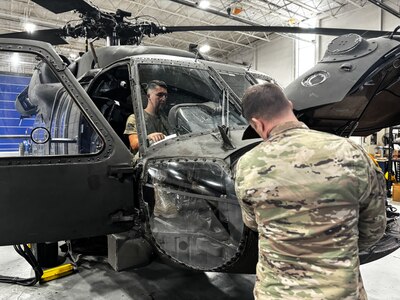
[139,64,221,105]
[137,64,246,137]
[218,72,252,98]
[0,51,103,157]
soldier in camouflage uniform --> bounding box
[235,83,386,300]
[124,80,172,153]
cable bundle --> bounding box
[0,244,43,286]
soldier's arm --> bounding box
[124,114,139,150]
[128,132,166,151]
[235,158,258,231]
[237,197,258,231]
[358,165,387,251]
[128,134,139,150]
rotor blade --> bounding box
[31,0,97,14]
[0,29,67,45]
[164,25,392,39]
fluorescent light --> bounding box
[198,1,210,9]
[11,53,20,66]
[199,44,210,53]
[24,22,37,33]
[69,53,78,60]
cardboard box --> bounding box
[392,183,400,202]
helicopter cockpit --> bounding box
[16,43,267,159]
[51,54,255,270]
[80,54,251,155]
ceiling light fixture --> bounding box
[199,44,210,53]
[198,1,210,9]
[23,22,37,33]
[69,53,78,60]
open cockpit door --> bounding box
[0,39,134,245]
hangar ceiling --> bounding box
[0,0,395,60]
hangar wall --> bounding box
[229,37,294,87]
[231,4,400,88]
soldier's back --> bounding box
[238,126,370,300]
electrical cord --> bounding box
[0,244,43,286]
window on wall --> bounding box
[295,19,316,78]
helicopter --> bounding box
[0,0,399,278]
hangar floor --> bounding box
[0,201,399,300]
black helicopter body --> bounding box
[0,39,268,273]
[0,0,399,274]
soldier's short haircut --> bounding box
[242,83,291,121]
[147,80,168,94]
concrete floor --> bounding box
[0,201,399,300]
[360,199,400,300]
[0,251,255,300]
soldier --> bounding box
[124,80,172,153]
[235,83,386,300]
[125,80,177,218]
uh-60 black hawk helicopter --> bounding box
[0,0,399,284]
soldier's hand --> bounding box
[148,132,165,143]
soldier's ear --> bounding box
[250,117,265,138]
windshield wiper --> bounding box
[207,66,242,113]
[221,88,230,128]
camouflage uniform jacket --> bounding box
[235,121,386,300]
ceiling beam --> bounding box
[285,0,320,13]
[257,0,308,19]
[168,0,263,26]
[367,0,400,19]
[136,0,271,43]
[168,0,312,43]
[346,0,363,8]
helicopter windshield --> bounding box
[218,72,252,99]
[137,63,247,136]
